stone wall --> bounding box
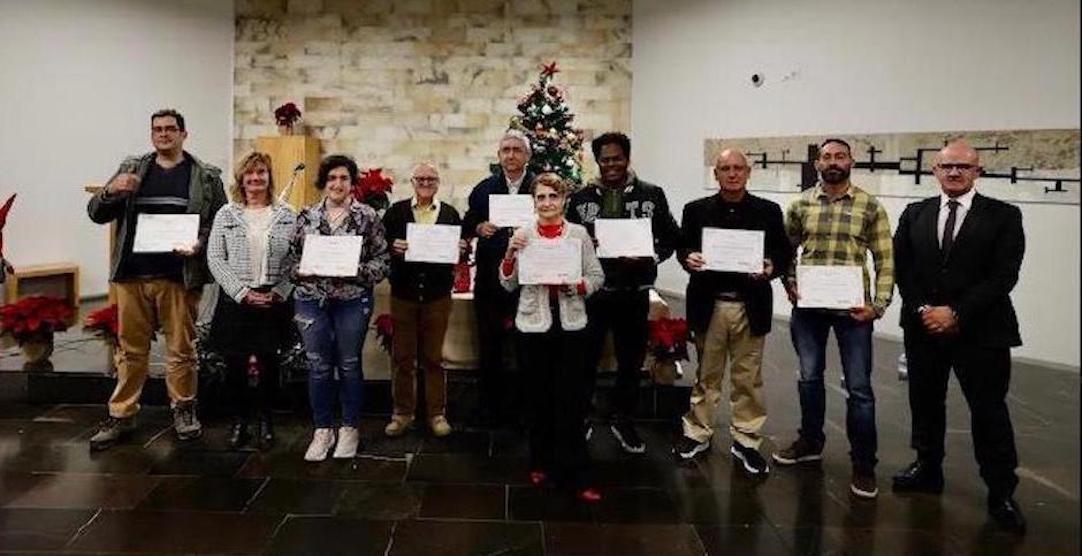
[234,0,631,205]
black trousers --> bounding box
[473,286,519,417]
[518,325,591,489]
[584,289,650,419]
[224,352,280,422]
[904,328,1019,496]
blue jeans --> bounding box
[295,293,374,428]
[789,308,877,472]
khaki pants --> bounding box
[110,280,200,418]
[682,301,767,448]
[391,295,452,419]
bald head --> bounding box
[932,139,981,198]
[713,148,751,200]
[716,149,749,169]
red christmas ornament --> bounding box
[540,61,559,78]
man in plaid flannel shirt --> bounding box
[772,138,894,500]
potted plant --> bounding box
[352,168,394,214]
[273,102,302,135]
[646,317,689,385]
[83,303,118,346]
[0,295,74,369]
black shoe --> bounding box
[731,443,769,476]
[891,460,944,494]
[610,422,646,454]
[258,415,275,449]
[673,435,709,461]
[229,421,249,450]
[772,436,823,465]
[988,495,1026,535]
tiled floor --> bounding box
[0,317,1077,555]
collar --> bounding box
[505,172,526,193]
[815,181,854,200]
[940,187,976,211]
[411,196,441,212]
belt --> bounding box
[716,292,743,302]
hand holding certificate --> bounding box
[132,214,200,253]
[518,237,582,285]
[299,235,364,277]
[595,219,654,258]
[488,194,535,228]
[701,228,765,273]
[405,223,460,264]
[795,265,864,309]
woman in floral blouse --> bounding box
[290,154,389,462]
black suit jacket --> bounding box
[893,193,1024,348]
[461,170,536,296]
[677,193,792,337]
[382,199,462,302]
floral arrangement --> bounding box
[452,262,473,294]
[647,317,689,362]
[0,295,73,344]
[373,313,393,353]
[273,102,302,127]
[83,304,119,346]
[353,168,393,212]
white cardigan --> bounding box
[206,202,297,302]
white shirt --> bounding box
[937,188,975,247]
[505,173,526,194]
[242,205,274,285]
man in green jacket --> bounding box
[86,108,226,450]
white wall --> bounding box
[0,0,234,297]
[632,0,1081,368]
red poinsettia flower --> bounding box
[273,102,302,127]
[648,317,690,362]
[83,304,119,346]
[373,313,394,353]
[352,168,393,212]
[0,295,73,344]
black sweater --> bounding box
[382,199,462,302]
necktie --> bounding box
[941,200,960,257]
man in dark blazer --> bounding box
[892,140,1027,534]
[672,148,792,475]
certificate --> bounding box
[796,265,864,309]
[489,194,535,228]
[405,223,460,264]
[701,228,765,273]
[518,237,582,285]
[595,218,654,258]
[298,235,364,277]
[132,214,199,253]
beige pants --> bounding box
[682,301,767,448]
[109,279,200,418]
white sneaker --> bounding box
[333,426,360,459]
[304,428,336,462]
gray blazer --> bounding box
[499,222,605,332]
[207,202,297,302]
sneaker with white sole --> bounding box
[731,443,770,476]
[333,426,360,459]
[772,437,823,465]
[610,422,646,454]
[429,416,452,438]
[673,435,710,461]
[850,471,878,499]
[304,428,336,462]
[384,415,414,437]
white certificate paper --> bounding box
[299,235,364,277]
[701,228,765,273]
[132,214,199,253]
[796,265,864,309]
[595,219,654,258]
[518,238,582,285]
[489,194,535,228]
[405,223,460,264]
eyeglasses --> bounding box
[534,192,562,201]
[412,177,439,184]
[152,125,180,134]
[937,163,977,172]
[716,165,749,172]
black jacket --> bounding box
[893,193,1024,348]
[678,193,791,336]
[382,199,462,302]
[461,170,536,296]
[566,176,680,290]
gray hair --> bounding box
[499,129,533,158]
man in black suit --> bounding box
[892,140,1026,534]
[671,148,792,475]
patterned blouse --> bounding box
[290,198,390,302]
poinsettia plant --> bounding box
[273,102,302,127]
[0,295,73,344]
[353,168,393,212]
[647,317,690,362]
[83,304,119,346]
[373,313,393,353]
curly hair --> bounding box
[316,154,359,190]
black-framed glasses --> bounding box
[152,125,180,134]
[937,163,977,172]
[412,177,439,184]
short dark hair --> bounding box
[151,108,186,131]
[316,154,359,190]
[591,132,631,160]
[819,137,851,155]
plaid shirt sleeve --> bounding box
[867,199,894,315]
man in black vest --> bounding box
[892,140,1026,534]
[671,149,791,475]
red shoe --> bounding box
[577,487,603,503]
[529,470,548,486]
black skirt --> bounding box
[208,287,294,356]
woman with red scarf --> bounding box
[499,173,605,502]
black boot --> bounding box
[229,419,250,450]
[258,413,275,449]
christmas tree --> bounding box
[507,62,586,185]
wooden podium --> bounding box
[254,135,322,211]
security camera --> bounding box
[751,73,764,87]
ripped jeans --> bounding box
[294,292,374,428]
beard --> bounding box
[820,165,850,185]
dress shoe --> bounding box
[891,460,944,494]
[229,420,250,450]
[258,415,275,449]
[988,495,1027,535]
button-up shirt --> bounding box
[937,187,975,247]
[411,196,441,225]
